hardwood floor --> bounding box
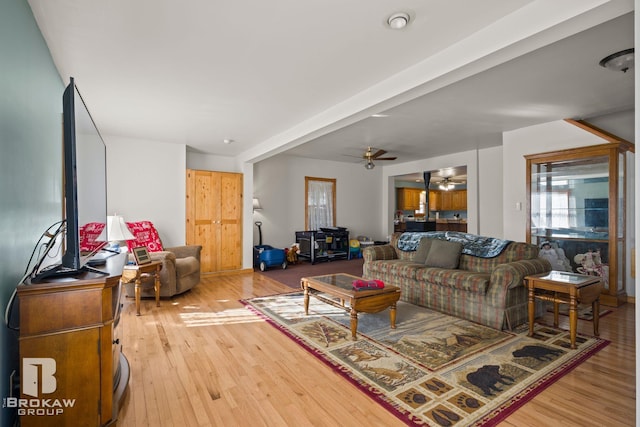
[117,272,636,426]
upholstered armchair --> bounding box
[123,221,202,298]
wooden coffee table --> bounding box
[525,270,603,349]
[300,273,401,340]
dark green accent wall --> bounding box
[0,0,63,424]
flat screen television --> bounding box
[60,77,108,271]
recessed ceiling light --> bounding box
[371,114,389,118]
[223,138,234,144]
[387,12,410,30]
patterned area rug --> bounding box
[242,292,609,426]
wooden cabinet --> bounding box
[18,254,128,426]
[526,141,632,307]
[435,220,467,232]
[429,189,467,211]
[451,190,467,210]
[397,188,423,210]
[429,191,441,211]
[186,169,243,273]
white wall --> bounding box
[105,136,187,247]
[253,154,383,249]
[478,146,504,237]
[186,151,237,172]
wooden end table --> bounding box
[121,261,163,316]
[525,271,603,349]
[300,273,401,340]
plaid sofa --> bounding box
[362,233,551,330]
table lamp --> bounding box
[97,215,135,253]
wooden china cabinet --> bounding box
[525,140,633,306]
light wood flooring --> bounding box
[117,272,636,426]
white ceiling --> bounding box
[27,1,634,167]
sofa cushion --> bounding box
[413,237,433,264]
[416,268,490,294]
[425,239,463,269]
[175,256,199,279]
[365,259,424,280]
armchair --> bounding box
[123,221,202,298]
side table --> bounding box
[121,261,163,316]
[525,270,603,349]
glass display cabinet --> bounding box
[525,141,632,307]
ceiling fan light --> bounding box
[365,160,375,170]
[599,48,634,73]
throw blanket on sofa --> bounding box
[397,232,512,258]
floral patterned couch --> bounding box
[362,232,551,330]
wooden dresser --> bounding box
[17,254,129,426]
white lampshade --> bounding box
[97,215,134,242]
[253,198,263,211]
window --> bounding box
[533,190,571,228]
[305,177,336,230]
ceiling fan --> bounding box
[436,176,465,191]
[363,147,397,170]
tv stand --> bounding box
[31,263,109,283]
[83,265,109,275]
[18,253,129,426]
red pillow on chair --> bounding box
[125,221,164,252]
[79,222,106,253]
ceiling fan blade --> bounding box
[370,149,387,159]
[375,156,397,161]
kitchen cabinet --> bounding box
[429,191,441,211]
[397,188,423,210]
[429,189,467,211]
[435,220,467,232]
[525,141,632,307]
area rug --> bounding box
[241,292,609,426]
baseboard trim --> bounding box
[203,268,253,276]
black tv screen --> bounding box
[60,77,108,270]
[584,198,608,229]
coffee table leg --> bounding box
[303,284,310,315]
[527,284,535,337]
[569,295,577,349]
[593,298,600,336]
[350,308,358,340]
[389,303,397,329]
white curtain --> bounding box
[307,180,334,230]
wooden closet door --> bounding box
[186,169,242,273]
[218,173,242,271]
